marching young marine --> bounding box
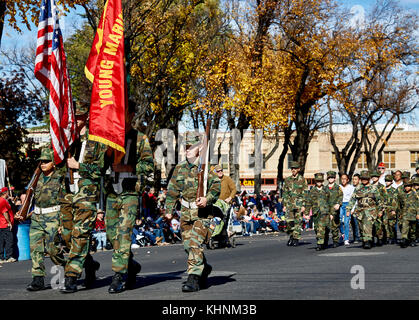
[305,173,330,251]
[166,133,221,292]
[104,101,154,293]
[26,147,66,291]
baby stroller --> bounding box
[207,199,237,250]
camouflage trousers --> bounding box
[359,210,377,242]
[401,219,416,241]
[383,211,397,240]
[354,212,364,241]
[314,214,330,245]
[374,214,384,240]
[181,216,213,276]
[326,211,341,243]
[60,195,97,278]
[285,208,302,240]
[106,193,137,274]
[29,211,66,277]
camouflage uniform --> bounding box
[166,142,221,278]
[30,148,66,278]
[349,184,363,241]
[382,175,399,242]
[347,171,382,246]
[105,129,154,275]
[283,161,307,241]
[325,172,343,245]
[414,178,419,242]
[399,180,418,245]
[305,173,330,247]
[59,129,107,278]
[371,172,386,242]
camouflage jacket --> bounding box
[166,158,221,220]
[60,129,107,203]
[347,184,382,214]
[283,174,307,209]
[104,129,154,194]
[382,186,399,214]
[399,190,418,221]
[305,186,330,216]
[34,170,64,208]
[326,183,343,214]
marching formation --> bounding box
[283,162,419,251]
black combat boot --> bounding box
[400,239,408,248]
[108,273,125,294]
[27,276,46,291]
[287,235,293,246]
[182,274,200,292]
[60,276,78,293]
[333,242,339,248]
[126,255,141,290]
[410,241,417,247]
[315,244,322,251]
[199,263,212,289]
[83,255,100,289]
[292,239,299,247]
[376,239,383,247]
[363,241,371,249]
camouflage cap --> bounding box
[290,161,300,169]
[370,170,380,178]
[214,164,223,172]
[75,101,89,116]
[326,171,336,178]
[402,171,410,179]
[360,170,370,180]
[185,132,202,147]
[384,174,393,182]
[37,147,53,162]
[314,173,324,182]
[404,179,413,186]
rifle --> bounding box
[196,117,212,200]
[4,163,13,198]
[16,163,42,221]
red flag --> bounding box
[34,0,76,164]
[85,0,126,153]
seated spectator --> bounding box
[170,213,182,243]
[155,212,171,246]
[265,211,280,232]
[92,210,106,251]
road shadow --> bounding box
[75,270,186,291]
[207,275,236,289]
[135,270,185,289]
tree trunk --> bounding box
[277,126,291,196]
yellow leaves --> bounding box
[3,0,89,33]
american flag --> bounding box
[34,0,76,164]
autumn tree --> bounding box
[329,0,418,176]
[0,72,44,190]
[0,0,90,47]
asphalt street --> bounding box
[1,231,419,300]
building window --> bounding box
[383,151,396,169]
[264,179,275,185]
[357,152,367,169]
[332,152,338,169]
[411,151,419,169]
